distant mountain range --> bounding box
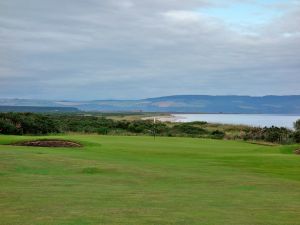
[1,95,300,114]
[0,106,79,113]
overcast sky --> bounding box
[0,0,299,100]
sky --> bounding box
[0,0,299,100]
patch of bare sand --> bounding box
[14,140,82,148]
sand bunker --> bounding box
[14,139,82,148]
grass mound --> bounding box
[14,139,82,148]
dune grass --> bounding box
[0,135,300,225]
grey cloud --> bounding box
[0,0,299,100]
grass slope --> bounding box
[0,135,300,225]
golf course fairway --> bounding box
[0,135,300,225]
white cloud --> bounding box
[163,10,202,23]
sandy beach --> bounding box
[142,115,186,122]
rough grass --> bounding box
[0,134,300,225]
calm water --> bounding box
[172,114,300,129]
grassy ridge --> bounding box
[0,135,300,225]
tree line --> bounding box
[0,112,300,144]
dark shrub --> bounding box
[0,112,59,135]
[0,118,19,134]
[293,131,300,143]
[127,120,151,133]
[211,130,225,139]
[294,119,300,131]
[97,127,109,135]
[186,121,207,126]
[173,123,207,135]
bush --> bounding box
[173,123,207,135]
[262,126,292,143]
[186,121,207,126]
[211,130,225,139]
[97,127,109,135]
[294,119,300,131]
[293,131,300,143]
[0,113,59,135]
[0,118,19,134]
[127,120,156,134]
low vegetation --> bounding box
[0,112,300,144]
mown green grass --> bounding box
[0,135,299,225]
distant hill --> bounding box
[1,95,300,113]
[0,106,80,113]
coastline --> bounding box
[142,115,186,122]
[142,113,300,129]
